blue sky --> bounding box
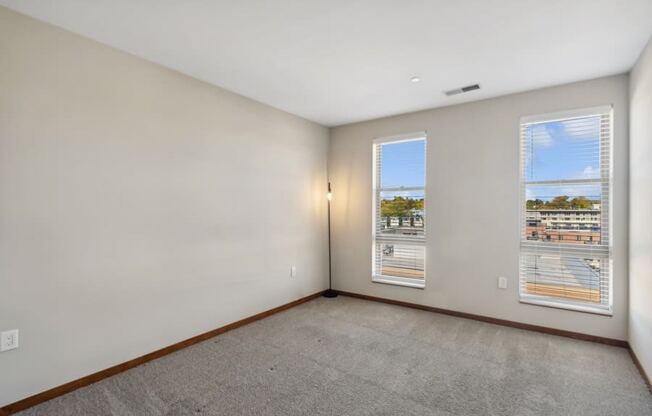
[525,116,602,201]
[379,117,602,202]
[380,140,425,189]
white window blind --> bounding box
[519,106,612,314]
[372,133,426,288]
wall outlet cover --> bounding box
[1,329,19,352]
[498,276,508,289]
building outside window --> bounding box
[520,106,612,314]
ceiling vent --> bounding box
[444,84,480,96]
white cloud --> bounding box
[559,184,600,198]
[561,117,600,140]
[581,165,598,178]
[381,190,423,200]
[529,124,553,148]
[526,188,534,200]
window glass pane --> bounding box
[373,136,426,286]
[523,116,601,182]
[520,108,611,313]
[378,190,424,238]
[375,243,424,280]
[379,139,425,188]
[525,183,602,245]
[520,254,607,304]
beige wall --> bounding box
[0,7,329,406]
[629,37,652,380]
[0,3,644,408]
[330,75,629,340]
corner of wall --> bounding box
[628,34,652,384]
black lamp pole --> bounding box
[323,182,337,298]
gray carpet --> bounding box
[17,296,652,415]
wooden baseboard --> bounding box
[4,289,647,414]
[338,291,652,394]
[1,291,324,415]
[336,290,628,348]
[629,346,652,394]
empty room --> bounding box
[1,1,652,415]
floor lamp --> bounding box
[323,182,338,298]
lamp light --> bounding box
[323,181,337,298]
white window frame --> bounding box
[372,132,427,289]
[518,105,613,315]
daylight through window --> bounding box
[372,133,426,288]
[519,106,612,314]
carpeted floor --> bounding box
[16,296,652,415]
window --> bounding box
[372,133,426,288]
[519,106,612,314]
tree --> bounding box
[570,196,593,209]
[526,199,544,209]
[381,197,424,227]
[526,195,599,210]
[546,196,570,209]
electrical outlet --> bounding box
[1,329,19,352]
[498,276,508,289]
[290,265,297,278]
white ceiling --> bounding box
[2,1,651,126]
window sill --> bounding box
[372,275,425,289]
[519,296,613,316]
